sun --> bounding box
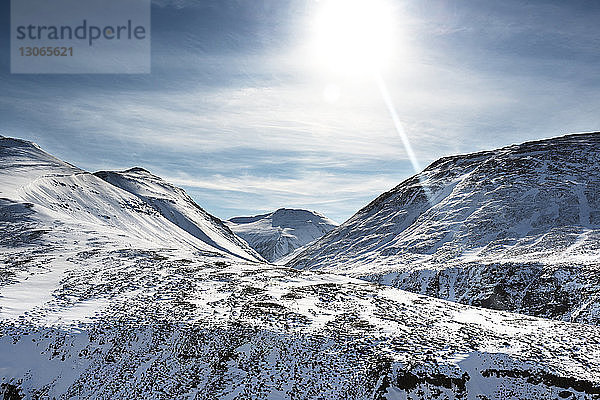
[312,0,395,76]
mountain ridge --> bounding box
[287,132,600,325]
[0,136,263,262]
[94,168,264,263]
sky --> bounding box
[1,0,599,223]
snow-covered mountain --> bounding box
[2,136,600,399]
[0,136,262,263]
[95,168,263,263]
[226,208,338,262]
[288,133,600,325]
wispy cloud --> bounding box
[1,0,599,221]
[167,171,401,223]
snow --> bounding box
[0,137,262,263]
[96,168,264,262]
[287,132,600,325]
[1,135,600,398]
[0,257,72,320]
[227,208,337,262]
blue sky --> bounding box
[1,0,599,222]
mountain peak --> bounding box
[227,208,338,262]
[2,135,600,398]
[124,166,152,174]
[271,208,334,225]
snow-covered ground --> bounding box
[227,208,337,262]
[1,135,600,399]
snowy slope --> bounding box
[227,208,337,262]
[288,133,600,325]
[2,136,600,398]
[95,168,263,263]
[0,136,262,263]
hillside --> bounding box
[95,168,263,262]
[287,133,600,325]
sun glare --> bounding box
[313,0,395,75]
[311,0,425,197]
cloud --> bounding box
[1,0,599,222]
[166,170,401,222]
[168,172,397,198]
[41,78,436,161]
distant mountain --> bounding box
[287,133,600,325]
[227,208,337,262]
[4,136,600,398]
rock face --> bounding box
[227,208,337,262]
[2,135,600,399]
[287,133,600,325]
